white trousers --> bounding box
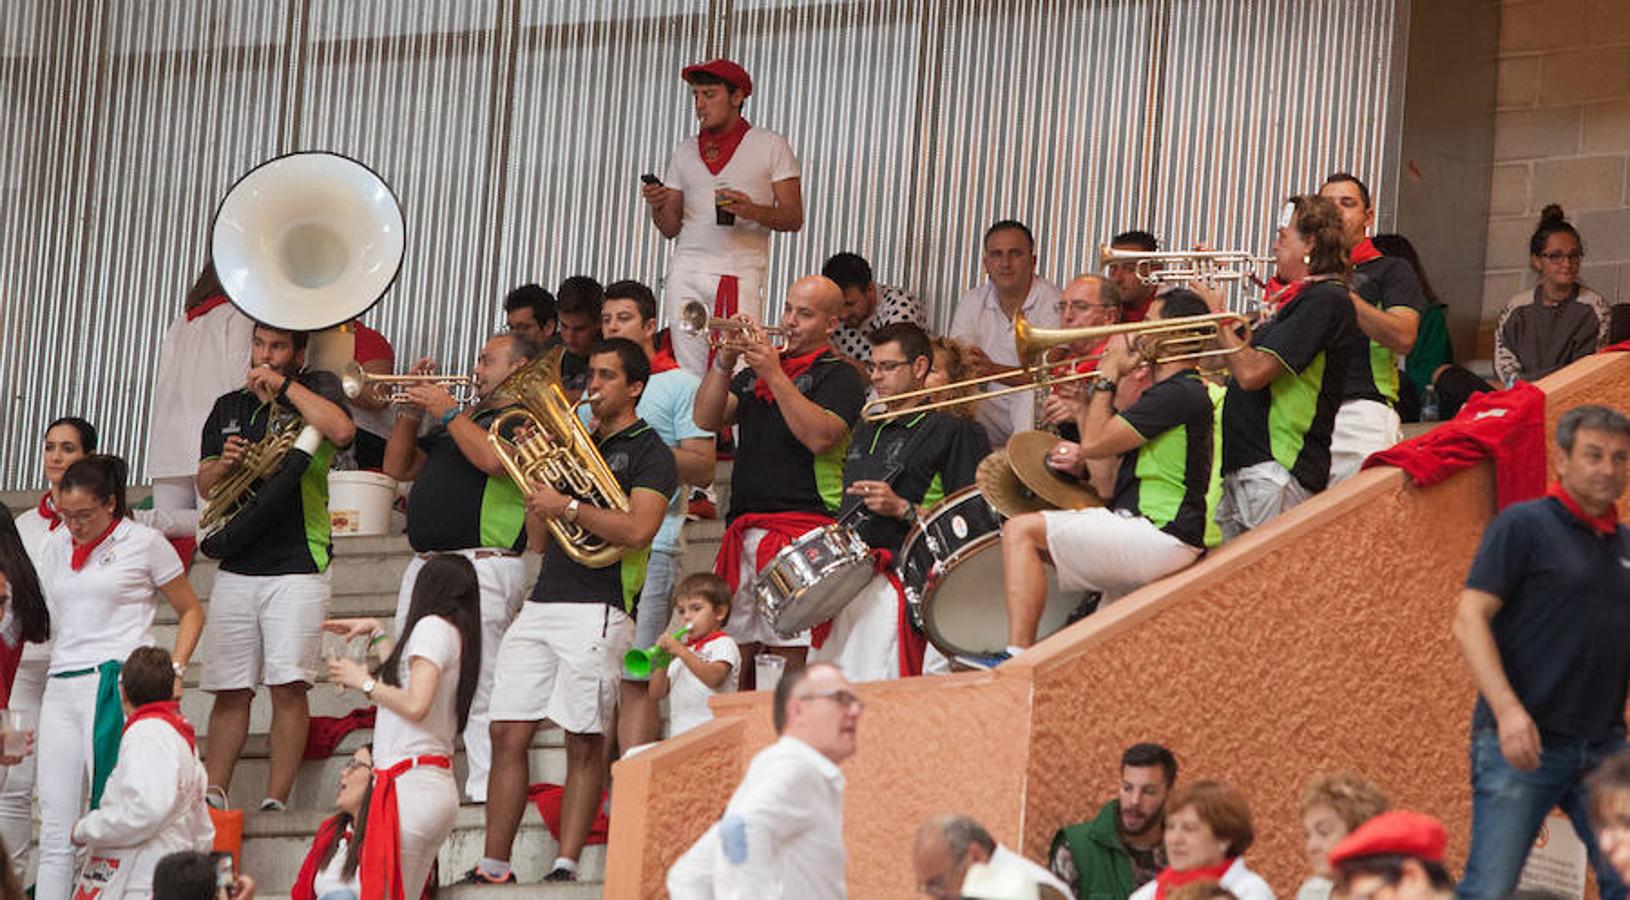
[0,654,46,878]
[1327,399,1401,486]
[393,553,526,802]
[1217,460,1314,540]
[393,765,459,897]
[662,267,765,378]
[1041,508,1202,598]
[36,673,100,900]
[723,528,810,648]
[809,572,899,683]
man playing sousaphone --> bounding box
[692,275,869,687]
[195,322,355,811]
[990,291,1225,664]
[811,323,989,682]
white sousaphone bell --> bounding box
[211,151,405,332]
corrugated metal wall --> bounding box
[0,0,1403,490]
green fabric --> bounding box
[1404,304,1454,394]
[298,442,338,572]
[620,544,653,615]
[478,473,527,550]
[1265,348,1324,475]
[1054,800,1136,900]
[814,432,853,515]
[1129,421,1188,531]
[1202,382,1226,548]
[51,660,125,810]
[921,473,945,511]
[1369,339,1401,404]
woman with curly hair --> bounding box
[1296,771,1388,900]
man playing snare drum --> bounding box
[811,323,988,681]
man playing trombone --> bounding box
[378,331,539,803]
[994,291,1225,660]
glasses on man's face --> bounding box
[799,689,864,712]
[864,359,911,375]
[1539,250,1584,263]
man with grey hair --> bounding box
[1453,404,1630,898]
[913,813,1075,899]
[668,662,862,898]
[380,330,538,806]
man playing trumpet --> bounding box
[996,292,1224,658]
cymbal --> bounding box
[1006,430,1104,511]
[975,450,1051,518]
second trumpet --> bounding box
[677,300,788,351]
[341,361,478,404]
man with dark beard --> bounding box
[1049,743,1177,899]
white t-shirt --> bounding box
[373,615,461,766]
[146,302,256,479]
[311,831,361,897]
[665,633,740,738]
[665,126,800,277]
[38,519,182,675]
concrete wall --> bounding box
[1485,0,1630,351]
[605,352,1630,899]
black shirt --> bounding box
[1222,280,1356,492]
[838,409,990,555]
[1465,496,1630,743]
[560,350,589,393]
[1112,370,1222,549]
[727,352,869,521]
[528,419,679,612]
[406,405,527,554]
[199,371,352,575]
[1343,256,1426,404]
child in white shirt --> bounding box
[651,573,739,738]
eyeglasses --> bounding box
[863,359,912,375]
[799,689,864,711]
[58,508,104,525]
[1538,250,1584,263]
[343,758,371,774]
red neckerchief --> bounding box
[650,347,680,374]
[1548,481,1620,535]
[698,116,751,175]
[123,700,196,751]
[1263,276,1305,314]
[292,815,346,900]
[37,493,60,531]
[752,346,828,405]
[1154,859,1235,899]
[70,520,119,571]
[186,294,230,322]
[714,512,836,594]
[360,755,453,900]
[1351,237,1382,265]
[685,630,730,652]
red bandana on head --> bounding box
[753,346,828,405]
[698,117,751,175]
[37,493,60,531]
[1548,481,1620,535]
[71,520,118,571]
[1350,237,1382,265]
[1154,860,1236,899]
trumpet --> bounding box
[340,361,478,404]
[1100,245,1274,287]
[677,300,788,351]
[863,313,1244,422]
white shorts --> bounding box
[1041,508,1202,598]
[808,571,899,683]
[723,527,811,648]
[1216,460,1314,540]
[199,570,331,690]
[1328,399,1401,485]
[487,602,634,734]
[663,267,765,377]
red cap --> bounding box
[1327,811,1449,866]
[681,59,753,97]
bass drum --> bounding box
[899,486,1080,658]
[755,524,876,639]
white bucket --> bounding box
[328,471,397,536]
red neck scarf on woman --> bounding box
[1548,481,1620,535]
[37,493,60,531]
[1351,237,1382,265]
[752,346,828,405]
[1154,860,1236,899]
[360,755,453,900]
[292,816,347,900]
[124,700,196,751]
[698,117,751,175]
[71,520,119,571]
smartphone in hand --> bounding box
[640,173,662,186]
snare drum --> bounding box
[899,486,1079,658]
[754,524,876,639]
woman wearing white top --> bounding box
[326,554,480,899]
[33,456,205,900]
[1127,780,1274,900]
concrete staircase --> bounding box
[3,468,736,899]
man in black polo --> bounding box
[466,337,676,885]
[812,322,988,681]
[380,331,537,803]
[1452,404,1630,900]
[693,274,868,683]
[195,323,355,811]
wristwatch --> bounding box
[171,661,186,678]
[361,678,377,698]
[563,499,581,523]
[1089,376,1116,394]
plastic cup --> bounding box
[755,654,785,694]
[0,709,32,757]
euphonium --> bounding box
[198,404,306,541]
[485,354,632,568]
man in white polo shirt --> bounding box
[642,58,804,377]
[949,220,1062,448]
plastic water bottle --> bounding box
[1421,383,1440,421]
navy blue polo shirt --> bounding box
[1465,495,1630,743]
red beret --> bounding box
[1327,811,1449,865]
[681,59,753,97]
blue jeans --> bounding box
[1458,729,1629,899]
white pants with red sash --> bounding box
[663,268,765,377]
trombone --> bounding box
[677,300,788,352]
[340,360,479,404]
[862,313,1245,422]
[1100,244,1274,287]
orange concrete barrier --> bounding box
[606,352,1630,898]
